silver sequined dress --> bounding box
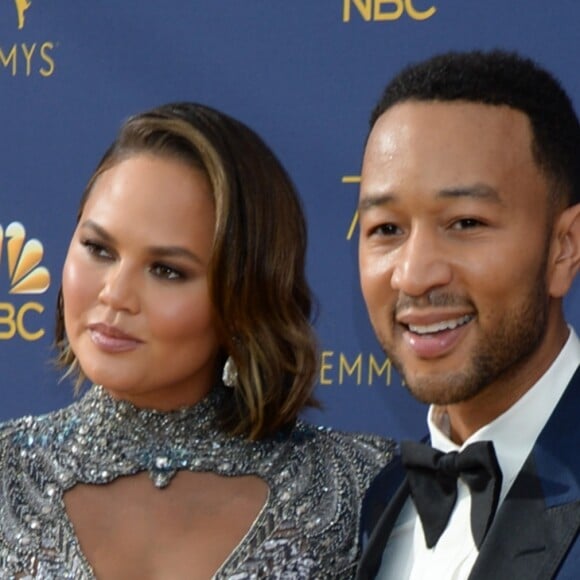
[0,386,394,579]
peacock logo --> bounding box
[0,222,50,341]
[1,222,50,294]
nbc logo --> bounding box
[1,222,50,294]
[0,221,50,341]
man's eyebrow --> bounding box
[358,192,397,212]
[437,184,504,204]
[358,184,504,212]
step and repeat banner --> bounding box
[1,1,579,440]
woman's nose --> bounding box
[98,264,140,314]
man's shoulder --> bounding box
[534,364,580,451]
[528,366,580,504]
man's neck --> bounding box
[444,318,570,444]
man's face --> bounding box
[358,101,558,405]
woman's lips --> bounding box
[88,323,142,353]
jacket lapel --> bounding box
[358,368,580,579]
[470,367,580,580]
[356,457,409,580]
[470,455,580,579]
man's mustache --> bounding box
[394,292,475,313]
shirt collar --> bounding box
[428,327,580,500]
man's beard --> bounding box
[381,260,550,406]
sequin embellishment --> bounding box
[0,386,394,579]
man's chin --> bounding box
[402,371,483,406]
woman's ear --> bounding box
[548,203,580,297]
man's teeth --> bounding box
[408,315,472,335]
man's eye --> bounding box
[451,218,484,230]
[372,223,402,236]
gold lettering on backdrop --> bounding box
[1,2,58,77]
[0,45,17,75]
[0,303,17,339]
[347,212,359,241]
[0,302,45,340]
[21,42,35,76]
[343,0,436,22]
[319,351,395,386]
[343,0,372,22]
[406,0,436,20]
[374,0,404,21]
[369,354,393,385]
[342,176,360,240]
[339,353,363,384]
[320,351,335,385]
[0,42,57,76]
[16,301,44,340]
[39,42,55,76]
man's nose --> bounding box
[390,228,452,297]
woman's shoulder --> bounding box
[287,420,396,488]
[223,421,396,577]
[0,406,67,445]
[292,419,396,457]
[0,405,73,484]
[0,409,66,516]
[0,413,41,448]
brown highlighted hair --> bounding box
[55,102,318,439]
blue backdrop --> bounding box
[1,0,579,441]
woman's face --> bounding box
[62,153,220,410]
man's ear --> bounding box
[548,203,580,297]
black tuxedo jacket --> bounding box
[356,367,580,580]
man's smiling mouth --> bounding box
[407,314,474,335]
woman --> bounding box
[0,103,394,579]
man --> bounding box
[356,50,580,579]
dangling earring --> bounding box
[222,356,238,388]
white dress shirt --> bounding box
[377,328,580,580]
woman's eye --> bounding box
[81,239,113,260]
[150,263,185,281]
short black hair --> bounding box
[371,50,580,207]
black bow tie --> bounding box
[400,440,502,549]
